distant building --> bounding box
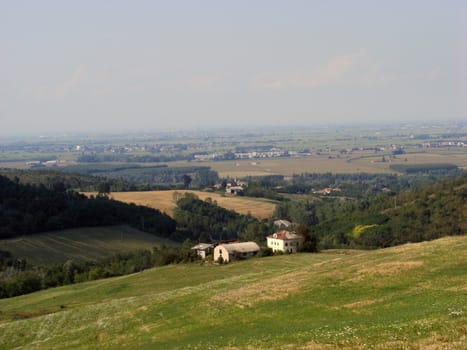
[312,187,341,196]
[266,230,304,254]
[213,242,260,263]
[273,219,292,229]
[225,177,246,195]
[191,243,214,259]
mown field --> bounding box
[0,235,465,349]
[0,226,175,265]
[92,190,277,220]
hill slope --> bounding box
[0,225,176,265]
[0,236,465,349]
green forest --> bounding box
[277,172,467,248]
[0,175,176,239]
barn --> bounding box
[213,242,260,263]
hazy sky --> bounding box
[1,0,466,135]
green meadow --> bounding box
[0,236,466,349]
[0,226,175,265]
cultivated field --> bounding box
[53,148,465,181]
[174,155,392,178]
[99,190,277,219]
[0,226,175,265]
[351,149,467,171]
[0,236,465,349]
[173,149,467,178]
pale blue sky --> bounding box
[1,0,466,135]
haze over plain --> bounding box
[1,0,466,135]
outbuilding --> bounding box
[191,243,214,259]
[213,242,260,263]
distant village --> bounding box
[2,131,464,170]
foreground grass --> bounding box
[0,226,175,265]
[0,236,466,349]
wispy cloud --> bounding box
[254,49,406,90]
[55,64,89,98]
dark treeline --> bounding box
[172,192,261,242]
[59,164,219,188]
[77,153,188,163]
[0,246,198,299]
[0,168,135,192]
[389,163,458,174]
[0,175,176,239]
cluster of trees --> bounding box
[275,200,319,227]
[172,192,262,242]
[0,246,199,298]
[310,172,466,248]
[243,178,284,201]
[0,175,176,239]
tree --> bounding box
[97,181,111,198]
[182,174,192,189]
[296,224,318,252]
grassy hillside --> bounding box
[85,190,277,220]
[0,236,465,349]
[0,226,176,265]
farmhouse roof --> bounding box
[218,242,260,253]
[267,230,301,241]
[191,243,214,250]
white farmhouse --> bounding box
[266,230,304,253]
[213,242,260,263]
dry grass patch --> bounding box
[342,298,387,310]
[209,271,309,308]
[357,260,424,277]
[99,190,276,219]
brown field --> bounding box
[173,155,392,178]
[89,190,277,219]
[170,148,467,177]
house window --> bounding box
[219,249,222,255]
[285,242,288,246]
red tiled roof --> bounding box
[267,230,301,240]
